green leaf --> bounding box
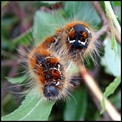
[1,89,55,121]
[100,96,105,114]
[6,75,28,84]
[111,1,121,6]
[33,11,66,45]
[111,32,117,53]
[12,28,33,46]
[64,1,101,26]
[106,10,117,53]
[104,76,121,97]
[101,37,121,77]
[64,86,87,121]
[100,76,121,114]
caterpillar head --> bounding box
[66,23,92,54]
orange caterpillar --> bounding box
[28,45,80,100]
[27,20,96,100]
[63,21,93,61]
[40,20,97,64]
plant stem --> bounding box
[104,1,121,34]
[79,65,121,121]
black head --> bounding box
[43,84,59,100]
[66,24,92,49]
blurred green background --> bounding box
[1,1,121,121]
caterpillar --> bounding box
[27,20,98,100]
[40,20,98,66]
[28,44,80,100]
[20,2,100,101]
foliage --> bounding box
[100,76,121,114]
[1,1,121,121]
[2,89,55,121]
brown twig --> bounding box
[1,45,26,99]
[1,59,23,67]
[9,2,33,35]
[90,93,111,120]
[92,1,107,25]
[113,28,121,44]
[92,1,121,44]
[79,65,121,121]
[94,24,108,41]
[2,62,19,99]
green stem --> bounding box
[104,1,121,34]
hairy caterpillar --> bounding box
[6,2,100,101]
[28,43,80,100]
[40,20,99,67]
[27,21,95,101]
[27,3,100,100]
